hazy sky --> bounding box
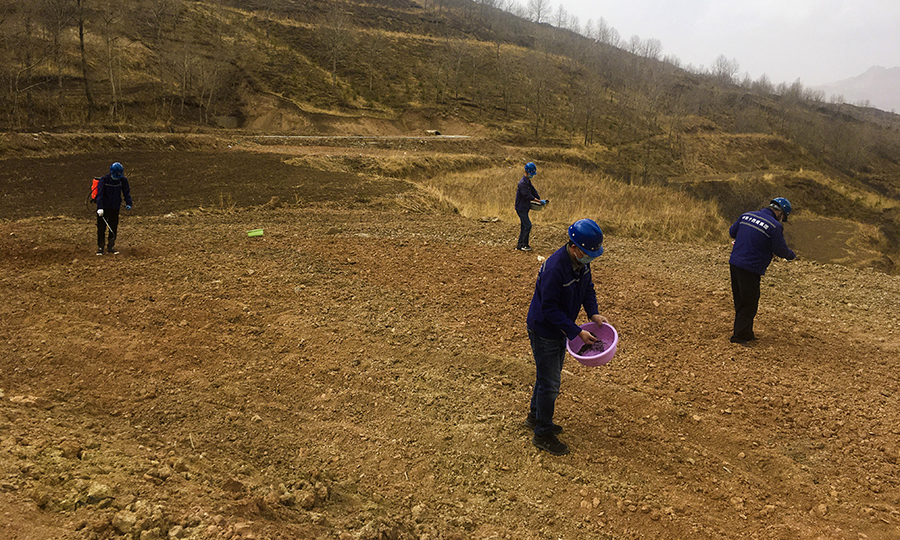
[559,0,900,86]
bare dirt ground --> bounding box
[1,140,899,540]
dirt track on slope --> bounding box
[1,142,899,540]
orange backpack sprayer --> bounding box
[90,177,100,203]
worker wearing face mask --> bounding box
[524,218,609,456]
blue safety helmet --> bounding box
[568,219,604,257]
[769,197,792,221]
[524,162,537,176]
[110,162,124,179]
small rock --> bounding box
[298,488,316,510]
[87,482,112,501]
[411,504,425,522]
[59,440,83,459]
[112,510,137,534]
[140,528,163,540]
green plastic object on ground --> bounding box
[247,229,263,237]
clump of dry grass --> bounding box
[417,164,729,244]
[286,153,493,178]
[394,187,460,215]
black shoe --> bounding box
[520,246,533,252]
[108,248,119,255]
[533,434,570,456]
[730,336,752,347]
[524,414,563,434]
[96,248,103,256]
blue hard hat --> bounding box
[568,219,604,257]
[770,197,792,220]
[524,162,537,175]
[110,162,124,179]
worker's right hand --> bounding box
[97,209,104,217]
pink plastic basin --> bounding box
[566,322,618,367]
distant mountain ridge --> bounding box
[814,66,900,112]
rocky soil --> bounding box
[1,140,899,540]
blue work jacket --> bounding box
[527,245,600,340]
[515,176,540,213]
[95,173,133,212]
[729,207,796,275]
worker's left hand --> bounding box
[126,205,132,210]
[578,329,598,345]
[590,314,608,326]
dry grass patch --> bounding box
[418,164,728,244]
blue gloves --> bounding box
[541,199,549,205]
[126,205,132,210]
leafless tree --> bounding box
[712,54,740,84]
[443,38,469,101]
[2,2,53,122]
[572,69,605,145]
[504,0,527,19]
[595,17,620,47]
[142,0,176,44]
[318,5,354,84]
[751,73,773,95]
[360,30,390,98]
[74,0,95,118]
[627,35,642,56]
[527,0,549,24]
[97,0,122,119]
[804,87,825,103]
[552,4,566,27]
[663,54,682,69]
[523,51,556,139]
[581,18,595,40]
[641,38,662,60]
[492,43,518,115]
[39,0,75,89]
